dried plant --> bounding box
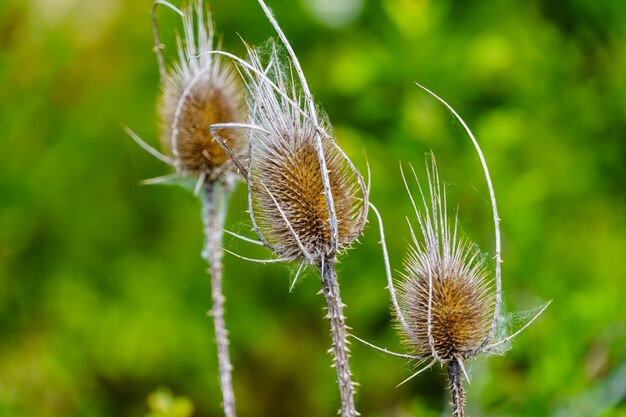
[364,85,550,417]
[245,50,364,263]
[243,44,366,417]
[203,1,368,415]
[154,1,246,185]
[125,1,246,416]
[397,155,493,415]
[126,2,548,415]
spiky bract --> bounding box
[158,0,246,180]
[398,156,494,363]
[244,45,363,262]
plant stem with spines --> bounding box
[448,358,465,417]
[203,181,236,417]
[320,257,358,417]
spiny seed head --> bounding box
[397,156,494,363]
[245,45,364,262]
[158,0,246,180]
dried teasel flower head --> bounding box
[397,155,494,365]
[155,0,246,182]
[211,4,367,414]
[366,86,550,416]
[235,41,368,264]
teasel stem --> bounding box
[447,358,465,417]
[319,256,357,417]
[202,180,236,417]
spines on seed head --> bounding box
[157,0,246,181]
[397,155,494,363]
[244,44,364,263]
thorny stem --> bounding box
[448,358,465,417]
[319,257,358,417]
[203,181,236,417]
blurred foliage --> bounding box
[1,0,625,416]
[146,388,194,417]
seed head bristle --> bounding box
[397,155,494,363]
[244,44,364,262]
[158,0,246,180]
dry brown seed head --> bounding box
[251,123,361,261]
[157,1,246,180]
[400,241,494,361]
[397,156,494,363]
[244,45,364,262]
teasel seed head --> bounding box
[157,0,246,182]
[369,86,550,416]
[241,43,367,263]
[397,155,494,364]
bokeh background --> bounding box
[1,0,625,416]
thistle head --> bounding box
[157,0,246,181]
[242,44,366,263]
[397,155,494,364]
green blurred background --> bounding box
[1,0,625,416]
